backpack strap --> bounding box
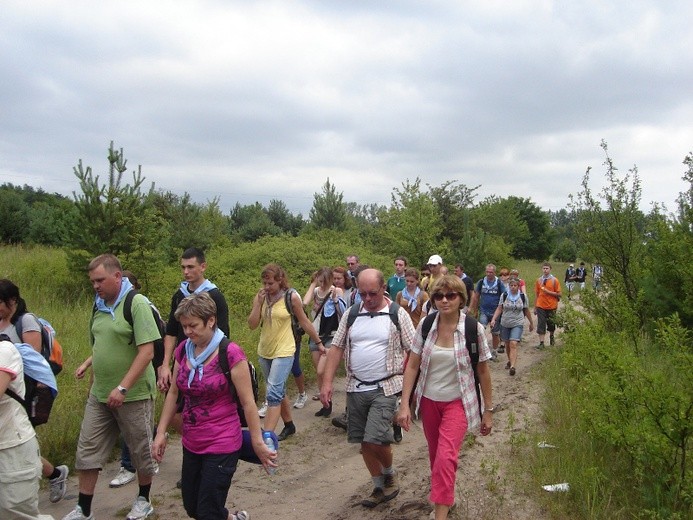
[421,311,437,342]
[346,302,401,331]
[217,337,237,401]
[122,289,137,328]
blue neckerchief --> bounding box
[482,277,498,291]
[506,290,521,303]
[180,279,217,297]
[401,287,421,311]
[13,342,58,397]
[541,274,555,284]
[94,278,133,319]
[322,296,346,317]
[185,328,224,388]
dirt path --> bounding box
[41,329,551,520]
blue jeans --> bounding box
[258,356,294,407]
[291,340,303,378]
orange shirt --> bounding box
[534,276,561,310]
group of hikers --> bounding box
[1,248,594,520]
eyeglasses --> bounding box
[358,290,381,299]
[432,292,459,302]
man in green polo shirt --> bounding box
[63,254,160,520]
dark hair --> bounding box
[332,266,352,289]
[395,256,408,266]
[0,279,28,324]
[404,268,420,280]
[122,270,141,290]
[182,247,206,264]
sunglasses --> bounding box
[432,292,459,302]
[358,290,381,299]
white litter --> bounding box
[542,482,570,492]
[537,441,557,448]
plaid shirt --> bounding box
[331,303,415,396]
[411,313,492,434]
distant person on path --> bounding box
[396,275,494,520]
[386,256,408,300]
[468,264,506,360]
[152,292,274,520]
[453,264,474,311]
[421,255,445,295]
[564,264,577,300]
[0,279,69,505]
[395,268,430,329]
[63,254,160,520]
[321,268,416,508]
[592,263,603,291]
[247,264,322,441]
[509,268,527,296]
[534,262,561,349]
[575,262,587,291]
[346,254,360,290]
[490,277,534,376]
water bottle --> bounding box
[262,431,277,475]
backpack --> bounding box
[217,338,259,428]
[1,335,57,426]
[15,313,63,375]
[415,312,482,419]
[499,292,527,306]
[122,291,167,370]
[284,288,305,348]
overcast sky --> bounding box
[2,1,691,217]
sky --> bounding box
[2,0,692,217]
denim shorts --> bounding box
[479,311,501,335]
[500,325,523,342]
[258,355,294,407]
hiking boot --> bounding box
[332,412,348,431]
[382,471,400,501]
[549,333,555,346]
[497,345,505,354]
[509,367,516,376]
[61,505,94,520]
[535,342,545,350]
[109,466,136,488]
[277,423,296,441]
[49,464,69,503]
[293,392,308,409]
[126,496,154,519]
[505,361,511,370]
[315,401,332,417]
[231,511,250,520]
[361,488,385,508]
[258,400,268,418]
[393,424,403,443]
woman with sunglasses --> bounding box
[396,275,494,520]
[490,277,533,376]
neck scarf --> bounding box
[185,327,224,388]
[180,278,217,297]
[94,278,133,319]
[506,289,521,303]
[263,289,286,327]
[401,287,421,311]
[483,277,498,290]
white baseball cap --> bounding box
[427,254,443,265]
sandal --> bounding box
[509,367,516,376]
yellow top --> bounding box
[258,296,296,359]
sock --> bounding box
[284,421,295,430]
[49,467,61,480]
[372,475,384,489]
[382,465,394,475]
[78,493,94,517]
[138,483,152,502]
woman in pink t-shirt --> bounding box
[152,292,275,520]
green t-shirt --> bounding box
[90,292,160,402]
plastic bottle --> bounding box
[262,431,277,475]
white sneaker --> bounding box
[109,466,136,488]
[232,511,250,520]
[62,505,94,520]
[126,496,154,519]
[258,400,268,418]
[49,464,69,503]
[293,392,308,409]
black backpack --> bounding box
[217,338,259,428]
[415,312,482,419]
[284,288,305,348]
[0,334,55,426]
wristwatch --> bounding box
[117,385,128,395]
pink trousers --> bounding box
[419,396,468,506]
